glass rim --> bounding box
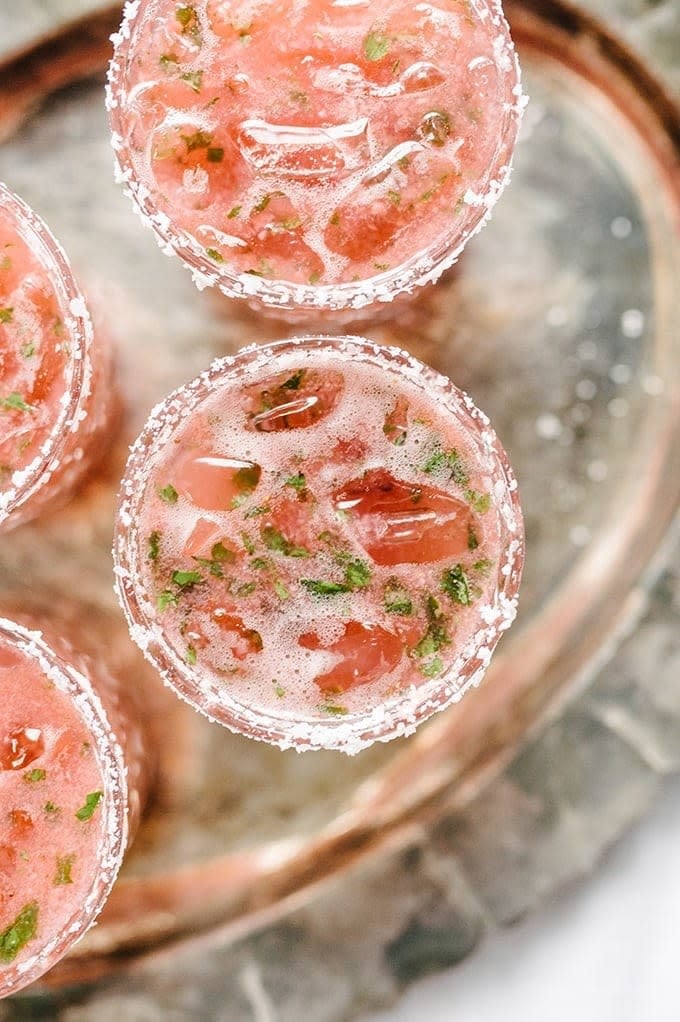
[106,0,526,311]
[0,182,96,528]
[0,615,129,997]
[113,335,524,753]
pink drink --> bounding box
[0,184,114,531]
[114,337,523,752]
[108,0,524,311]
[0,615,143,996]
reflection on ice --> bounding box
[236,117,370,178]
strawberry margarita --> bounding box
[0,614,144,996]
[114,337,523,752]
[108,0,524,311]
[0,184,113,531]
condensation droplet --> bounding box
[621,308,645,339]
[570,525,591,547]
[607,397,629,418]
[587,460,608,482]
[610,216,632,239]
[546,305,568,327]
[535,413,562,439]
[642,375,664,396]
[609,363,632,385]
[575,379,597,401]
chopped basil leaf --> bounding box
[467,523,479,551]
[285,472,306,491]
[206,146,224,162]
[20,342,35,358]
[280,369,305,391]
[422,446,469,486]
[420,656,444,678]
[320,703,348,716]
[441,564,472,605]
[44,801,60,816]
[0,902,39,963]
[241,533,255,554]
[363,30,390,61]
[148,530,161,562]
[261,525,309,558]
[273,579,289,600]
[301,579,351,597]
[472,558,492,575]
[172,569,203,589]
[157,589,178,611]
[252,193,272,214]
[234,464,261,493]
[387,190,401,205]
[244,504,270,518]
[53,854,75,886]
[273,680,286,698]
[24,768,46,783]
[75,791,103,822]
[186,644,197,665]
[384,580,413,616]
[181,129,213,152]
[181,70,204,92]
[344,559,371,589]
[0,307,13,324]
[206,248,224,262]
[1,392,35,413]
[227,205,242,219]
[158,483,179,504]
[465,489,491,513]
[413,595,450,658]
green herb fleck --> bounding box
[280,369,305,391]
[227,205,242,219]
[157,589,178,612]
[308,270,322,285]
[181,129,213,152]
[206,248,224,262]
[422,446,469,487]
[20,342,35,358]
[363,30,390,61]
[413,595,450,659]
[158,483,179,504]
[441,564,472,605]
[387,190,401,205]
[0,307,13,324]
[420,656,443,678]
[252,193,272,214]
[160,52,179,69]
[0,903,39,963]
[329,211,340,226]
[53,854,75,886]
[465,489,491,513]
[285,472,306,492]
[301,579,351,597]
[186,644,197,666]
[320,703,348,716]
[181,70,204,92]
[172,569,203,589]
[206,146,224,162]
[1,393,35,413]
[44,801,60,817]
[234,464,261,493]
[75,791,103,822]
[24,768,46,783]
[290,89,308,105]
[344,559,371,589]
[148,530,161,562]
[244,504,270,518]
[273,680,286,698]
[241,532,255,554]
[236,581,257,597]
[472,558,492,575]
[273,579,289,600]
[384,580,413,616]
[262,525,309,558]
[467,523,479,551]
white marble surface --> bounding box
[365,775,680,1022]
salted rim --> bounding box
[113,335,524,753]
[106,0,527,311]
[0,182,96,531]
[0,616,129,997]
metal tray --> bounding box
[0,0,678,990]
